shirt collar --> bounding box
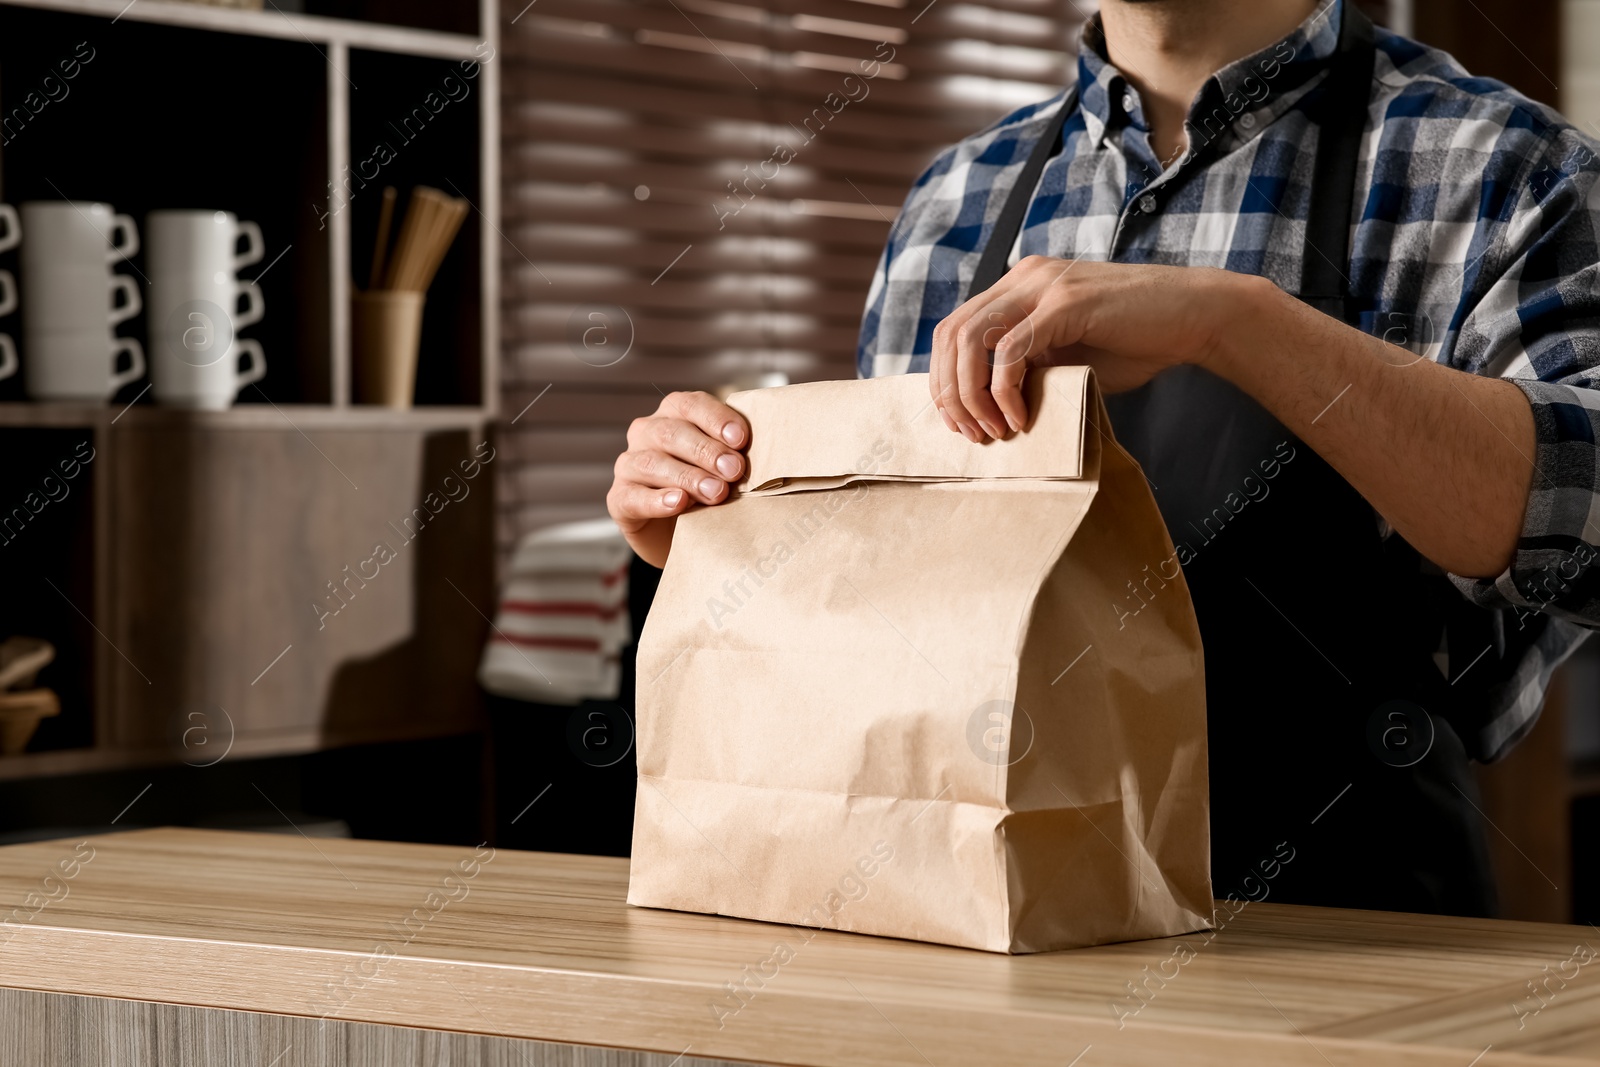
[1075,0,1344,152]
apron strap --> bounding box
[965,91,1076,302]
[1298,3,1377,307]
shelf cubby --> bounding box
[0,0,499,782]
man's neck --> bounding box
[1100,0,1321,163]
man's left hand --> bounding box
[930,256,1246,440]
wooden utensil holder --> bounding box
[352,290,425,409]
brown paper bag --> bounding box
[628,366,1212,953]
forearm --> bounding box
[1205,274,1536,578]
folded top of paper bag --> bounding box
[728,366,1092,491]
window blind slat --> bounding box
[504,352,857,388]
[502,233,882,279]
[512,0,1073,77]
[504,194,897,246]
[509,69,992,143]
[507,117,930,181]
[508,28,1057,111]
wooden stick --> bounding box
[418,195,455,289]
[416,199,469,294]
[421,195,450,275]
[399,188,442,291]
[384,188,424,291]
[367,186,396,292]
[413,190,446,290]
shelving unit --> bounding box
[0,0,501,779]
[0,0,498,413]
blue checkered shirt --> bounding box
[855,0,1600,759]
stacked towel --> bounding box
[478,518,632,704]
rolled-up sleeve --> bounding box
[1446,126,1600,629]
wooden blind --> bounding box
[497,0,1387,563]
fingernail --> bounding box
[699,477,723,498]
[721,423,743,446]
[961,424,981,443]
[939,408,958,433]
[663,489,684,508]
[716,453,741,478]
[1004,412,1022,433]
[979,421,1002,439]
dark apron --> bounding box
[968,5,1497,915]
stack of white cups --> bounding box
[20,201,144,401]
[146,210,266,411]
[0,205,18,385]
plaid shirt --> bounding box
[855,0,1600,759]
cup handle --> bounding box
[107,212,139,264]
[108,273,141,326]
[110,337,145,392]
[234,279,264,329]
[233,338,266,395]
[0,205,18,255]
[234,220,264,271]
[0,335,16,382]
[0,270,16,318]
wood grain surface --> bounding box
[0,827,1597,1066]
[0,986,750,1067]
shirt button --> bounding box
[1121,91,1136,114]
[1239,112,1257,130]
[1138,194,1157,214]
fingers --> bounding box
[606,479,691,535]
[928,348,959,434]
[609,389,750,556]
[990,343,1030,433]
[955,308,1011,439]
[661,390,749,450]
[991,300,1060,432]
[608,389,754,566]
[931,259,1071,441]
[614,447,732,508]
[935,297,1012,441]
[931,311,983,441]
[630,415,744,483]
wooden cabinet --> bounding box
[0,0,500,779]
[2,407,498,779]
[109,418,495,758]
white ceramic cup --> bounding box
[22,265,140,332]
[147,210,262,279]
[0,205,19,255]
[150,337,264,410]
[19,201,141,392]
[25,331,144,400]
[148,275,264,410]
[148,274,262,336]
[20,201,137,269]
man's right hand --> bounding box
[607,391,750,568]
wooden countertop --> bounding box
[1,827,1597,1066]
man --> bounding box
[608,0,1600,916]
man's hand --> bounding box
[930,257,1237,439]
[930,254,1533,579]
[607,391,750,568]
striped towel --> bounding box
[478,518,632,704]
